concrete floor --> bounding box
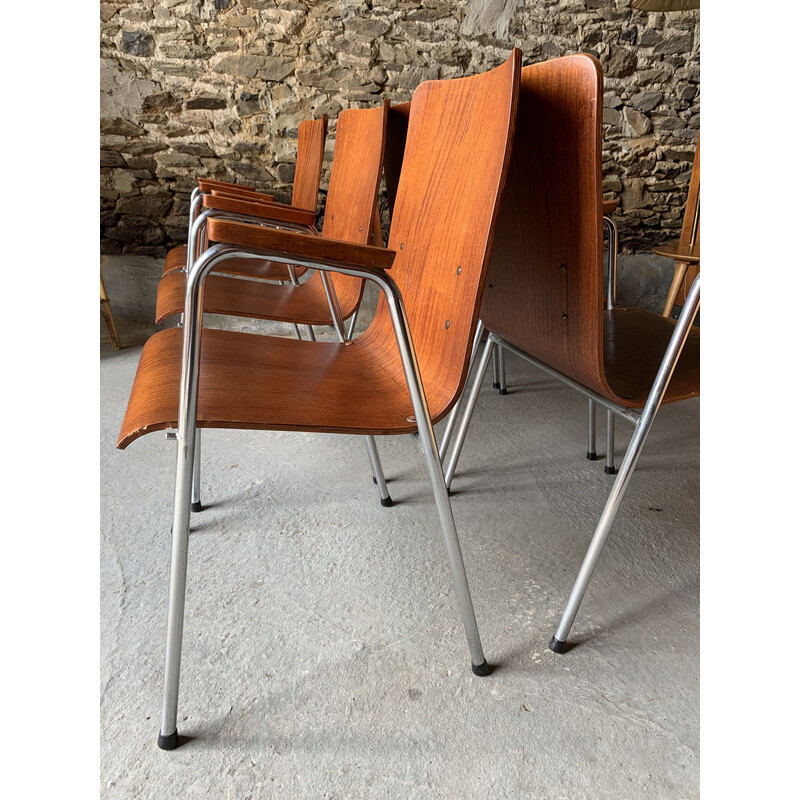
[100,308,700,798]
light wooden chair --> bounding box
[117,50,521,750]
[100,270,122,350]
[655,138,700,318]
[438,54,700,653]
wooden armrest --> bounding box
[206,218,395,272]
[202,194,316,227]
[603,199,618,215]
[197,178,256,193]
[652,239,700,264]
[211,189,278,204]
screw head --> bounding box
[562,313,568,320]
[406,415,416,423]
[457,266,462,275]
[445,320,450,329]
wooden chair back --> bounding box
[363,51,521,420]
[319,103,388,314]
[675,138,700,306]
[477,54,610,397]
[291,116,328,212]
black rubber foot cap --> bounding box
[380,496,394,508]
[471,659,494,676]
[492,382,500,389]
[604,466,618,475]
[157,730,179,751]
[191,501,203,513]
[586,451,598,461]
[549,636,567,654]
[499,388,508,395]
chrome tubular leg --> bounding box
[497,344,507,395]
[320,272,346,341]
[321,285,389,507]
[364,435,392,507]
[159,332,202,749]
[380,279,489,673]
[440,320,484,459]
[587,399,597,460]
[605,410,617,475]
[604,215,618,311]
[158,243,241,750]
[346,306,360,341]
[492,346,500,389]
[444,336,496,491]
[191,429,203,512]
[550,277,700,653]
[285,265,315,340]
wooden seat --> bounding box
[161,116,328,281]
[154,105,387,329]
[439,54,700,653]
[117,51,522,750]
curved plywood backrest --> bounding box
[384,102,411,216]
[291,116,328,212]
[321,103,387,244]
[319,103,388,311]
[478,54,608,396]
[362,51,521,420]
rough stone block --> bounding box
[121,30,155,58]
[186,93,228,110]
[212,55,265,78]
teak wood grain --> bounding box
[157,104,388,325]
[118,52,521,448]
[477,54,699,410]
[195,178,256,193]
[201,194,316,227]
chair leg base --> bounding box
[380,495,394,508]
[586,451,598,461]
[191,501,203,513]
[549,636,567,654]
[604,466,618,475]
[157,730,180,751]
[498,388,508,396]
[471,659,494,676]
[492,382,500,389]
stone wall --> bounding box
[100,0,699,257]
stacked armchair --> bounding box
[115,49,700,750]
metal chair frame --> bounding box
[158,238,493,749]
[171,202,392,509]
[442,277,700,651]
